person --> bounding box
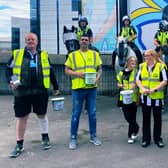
[64,34,102,149]
[6,32,60,158]
[116,56,139,144]
[154,19,168,66]
[112,15,143,70]
[136,49,167,148]
[76,16,99,52]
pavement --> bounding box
[0,95,168,168]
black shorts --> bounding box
[14,94,49,117]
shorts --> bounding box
[14,94,49,117]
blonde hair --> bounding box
[125,55,138,68]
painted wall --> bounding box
[128,0,168,51]
[82,0,117,53]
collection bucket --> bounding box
[85,72,97,85]
[120,90,133,105]
[51,97,64,111]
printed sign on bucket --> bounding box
[51,97,64,111]
[85,72,97,85]
[120,90,133,105]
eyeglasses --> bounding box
[80,39,89,41]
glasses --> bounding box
[80,38,89,41]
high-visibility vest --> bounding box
[68,49,101,89]
[121,26,135,41]
[139,62,164,99]
[77,26,90,40]
[156,31,168,46]
[12,49,50,89]
[117,69,138,102]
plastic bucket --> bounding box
[51,97,64,111]
[120,90,133,105]
[85,72,97,85]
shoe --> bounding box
[155,140,165,148]
[9,144,24,158]
[90,136,102,146]
[69,139,77,149]
[41,137,51,150]
[131,133,139,140]
[141,141,150,148]
[128,138,134,144]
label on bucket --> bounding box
[120,90,133,105]
[51,97,64,111]
[85,72,97,85]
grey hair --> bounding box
[124,56,138,68]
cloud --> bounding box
[0,0,30,39]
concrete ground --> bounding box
[0,95,168,168]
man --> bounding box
[136,49,167,148]
[65,34,102,149]
[6,32,59,158]
[112,15,143,70]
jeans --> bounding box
[70,88,97,139]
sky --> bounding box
[0,0,30,40]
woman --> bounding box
[116,56,139,144]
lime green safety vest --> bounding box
[67,50,101,89]
[12,49,50,89]
[117,69,138,102]
[77,26,90,40]
[139,62,164,99]
[121,27,135,41]
[156,31,168,46]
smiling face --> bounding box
[25,33,38,51]
[126,56,137,70]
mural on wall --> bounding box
[130,0,168,50]
[82,0,116,53]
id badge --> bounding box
[30,60,37,68]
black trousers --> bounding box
[141,104,162,143]
[122,102,139,138]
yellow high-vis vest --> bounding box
[117,69,138,102]
[139,62,164,99]
[12,49,50,89]
[66,49,101,89]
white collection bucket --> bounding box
[51,97,64,111]
[120,90,133,105]
[85,72,97,85]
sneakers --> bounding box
[69,139,77,150]
[90,136,102,146]
[131,133,139,140]
[9,144,24,158]
[41,137,51,150]
[128,138,134,144]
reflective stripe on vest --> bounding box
[140,62,164,99]
[71,50,97,89]
[12,49,50,89]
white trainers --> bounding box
[131,133,139,140]
[69,139,77,150]
[90,137,102,146]
[128,138,134,144]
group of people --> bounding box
[6,15,168,159]
[116,16,168,148]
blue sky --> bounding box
[0,0,30,40]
